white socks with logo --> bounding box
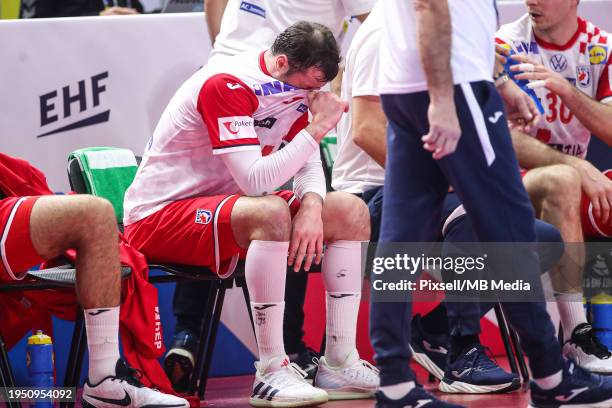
[84,306,120,384]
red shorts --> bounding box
[0,196,44,281]
[124,191,300,278]
[521,169,612,239]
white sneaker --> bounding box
[563,323,612,374]
[250,356,328,407]
[313,350,379,400]
[82,359,188,408]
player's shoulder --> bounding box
[581,17,609,44]
[496,13,531,44]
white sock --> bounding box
[380,381,416,400]
[556,292,587,341]
[534,370,562,390]
[246,240,289,366]
[84,306,120,384]
[322,240,364,366]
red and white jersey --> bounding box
[496,16,612,159]
[123,51,310,225]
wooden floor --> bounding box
[203,360,530,408]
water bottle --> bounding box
[503,49,545,114]
[591,294,612,349]
[27,330,54,408]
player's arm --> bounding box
[414,0,461,159]
[512,55,612,146]
[205,0,229,45]
[352,95,387,167]
[511,129,612,222]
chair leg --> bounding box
[188,281,218,395]
[61,308,86,408]
[494,304,520,376]
[509,326,530,383]
[0,335,21,408]
[198,283,227,400]
[239,278,255,335]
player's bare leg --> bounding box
[232,195,328,407]
[312,191,379,400]
[29,195,188,407]
[524,165,612,373]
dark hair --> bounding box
[271,21,340,82]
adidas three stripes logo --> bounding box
[252,381,281,400]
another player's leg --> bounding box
[374,94,464,408]
[524,165,612,374]
[312,191,379,400]
[29,195,187,408]
[441,81,612,407]
[231,195,327,408]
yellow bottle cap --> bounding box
[591,294,612,305]
[27,330,52,345]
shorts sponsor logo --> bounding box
[549,54,568,72]
[195,209,212,225]
[218,116,255,141]
[589,45,608,65]
[577,66,591,88]
[239,1,265,18]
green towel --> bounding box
[69,147,138,222]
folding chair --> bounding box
[67,147,249,399]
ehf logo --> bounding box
[577,66,591,88]
[195,209,212,225]
[549,54,568,73]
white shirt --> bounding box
[123,52,319,225]
[209,0,376,60]
[497,15,612,159]
[332,2,384,194]
[378,0,497,95]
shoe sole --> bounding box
[164,348,195,393]
[439,377,521,394]
[528,397,612,408]
[325,388,375,401]
[249,394,328,407]
[409,345,445,380]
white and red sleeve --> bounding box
[596,54,612,104]
[197,73,261,154]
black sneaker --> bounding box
[439,344,520,393]
[563,323,612,375]
[164,329,197,393]
[375,384,465,408]
[529,359,612,408]
[289,348,320,383]
[83,359,188,407]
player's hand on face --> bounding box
[423,97,462,159]
[287,204,324,272]
[510,54,573,99]
[306,91,349,142]
[574,161,612,225]
[498,80,539,133]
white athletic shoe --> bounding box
[313,350,380,400]
[82,359,189,408]
[563,323,612,374]
[250,356,328,407]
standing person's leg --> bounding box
[372,93,453,404]
[435,81,563,384]
[27,195,188,407]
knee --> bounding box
[250,195,292,242]
[74,196,117,235]
[538,165,582,216]
[324,192,371,241]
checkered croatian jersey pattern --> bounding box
[496,16,612,159]
[123,51,309,225]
